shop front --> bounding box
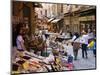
[79,16,96,33]
[79,7,96,33]
[64,11,80,34]
[12,1,43,36]
[51,18,64,33]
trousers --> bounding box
[81,44,88,58]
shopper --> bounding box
[80,31,89,59]
[73,41,80,60]
[93,38,96,57]
[87,29,94,45]
[88,38,96,57]
[71,32,80,60]
[23,27,30,52]
[72,32,80,41]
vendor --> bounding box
[16,26,27,57]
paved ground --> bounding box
[73,49,96,70]
[66,44,96,70]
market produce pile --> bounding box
[12,32,74,74]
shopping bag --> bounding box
[66,63,74,70]
[88,41,94,48]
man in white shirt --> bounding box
[80,31,89,58]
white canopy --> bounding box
[47,18,54,22]
[51,18,61,23]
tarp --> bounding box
[47,18,55,22]
[51,19,61,23]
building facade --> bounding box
[63,5,96,34]
[79,6,96,33]
[12,1,42,36]
[12,1,96,35]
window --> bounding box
[75,5,78,8]
[61,4,63,13]
[40,10,42,15]
[45,9,47,16]
[67,4,69,6]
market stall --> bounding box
[12,43,74,74]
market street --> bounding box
[73,48,96,70]
[65,44,96,70]
[12,1,96,74]
[55,43,96,70]
[73,50,96,70]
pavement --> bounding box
[61,43,96,70]
[73,48,96,70]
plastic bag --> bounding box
[88,41,94,48]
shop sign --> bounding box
[79,15,95,21]
[79,17,87,21]
[91,15,95,20]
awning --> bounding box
[32,3,42,8]
[47,18,55,22]
[51,18,61,23]
[79,7,96,16]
